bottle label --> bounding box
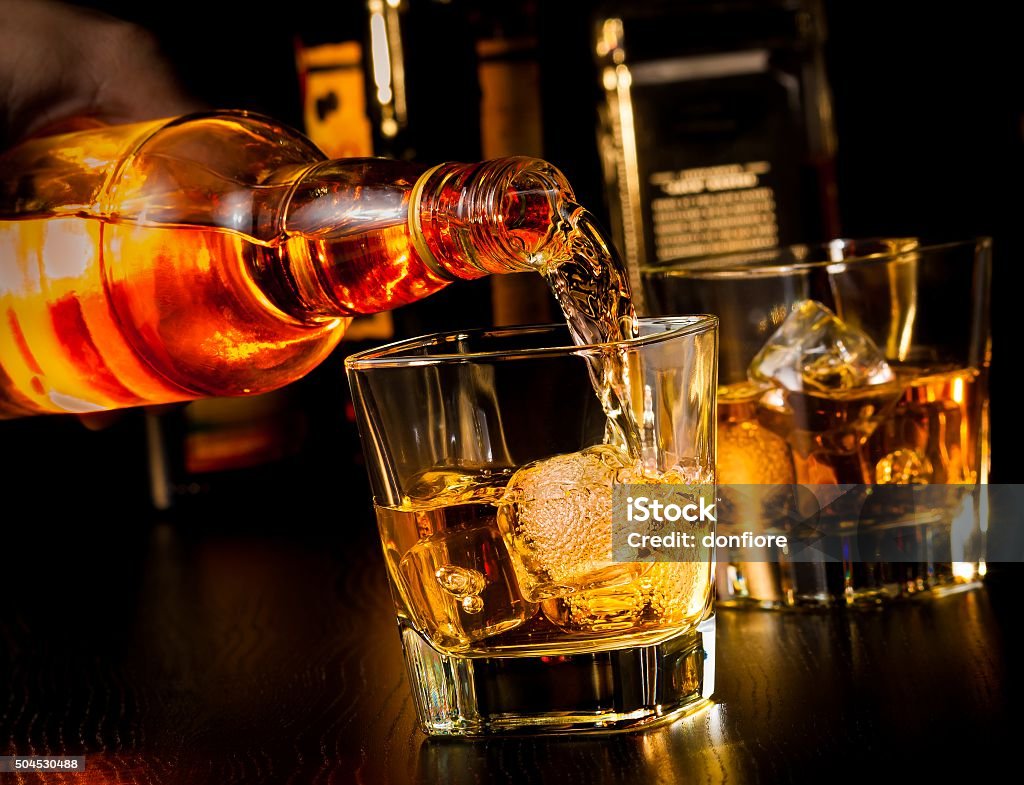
[648,161,779,260]
[598,42,828,307]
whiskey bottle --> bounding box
[594,0,839,309]
[0,111,572,417]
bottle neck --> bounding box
[410,157,576,279]
[255,156,574,324]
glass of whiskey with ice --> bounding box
[345,317,718,735]
[643,239,992,608]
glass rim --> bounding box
[639,237,992,280]
[344,315,718,369]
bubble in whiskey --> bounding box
[435,565,486,598]
[875,448,933,484]
[398,523,534,650]
[461,595,485,614]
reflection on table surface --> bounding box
[1,517,1019,784]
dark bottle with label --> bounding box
[594,0,839,309]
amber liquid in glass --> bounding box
[376,457,711,657]
[717,365,982,604]
[375,215,712,657]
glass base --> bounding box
[717,561,983,610]
[716,488,987,609]
[400,617,716,736]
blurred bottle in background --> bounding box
[593,0,839,309]
[473,0,554,326]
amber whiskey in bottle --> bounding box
[0,111,572,417]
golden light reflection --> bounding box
[596,18,624,61]
[952,561,977,581]
[952,375,965,404]
[368,0,407,139]
[369,3,393,106]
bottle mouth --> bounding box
[410,157,576,278]
[477,157,575,272]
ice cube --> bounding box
[749,300,895,393]
[640,561,714,625]
[495,444,649,602]
[718,419,795,485]
[542,562,713,633]
[399,522,536,651]
[541,583,643,632]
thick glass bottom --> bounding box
[400,616,716,736]
[717,504,986,609]
[715,476,989,609]
[718,561,983,610]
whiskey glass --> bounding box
[346,317,717,734]
[643,239,991,607]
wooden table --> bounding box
[2,518,1019,784]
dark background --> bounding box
[0,0,1019,518]
[0,5,1021,780]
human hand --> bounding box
[0,0,200,147]
[0,0,200,427]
